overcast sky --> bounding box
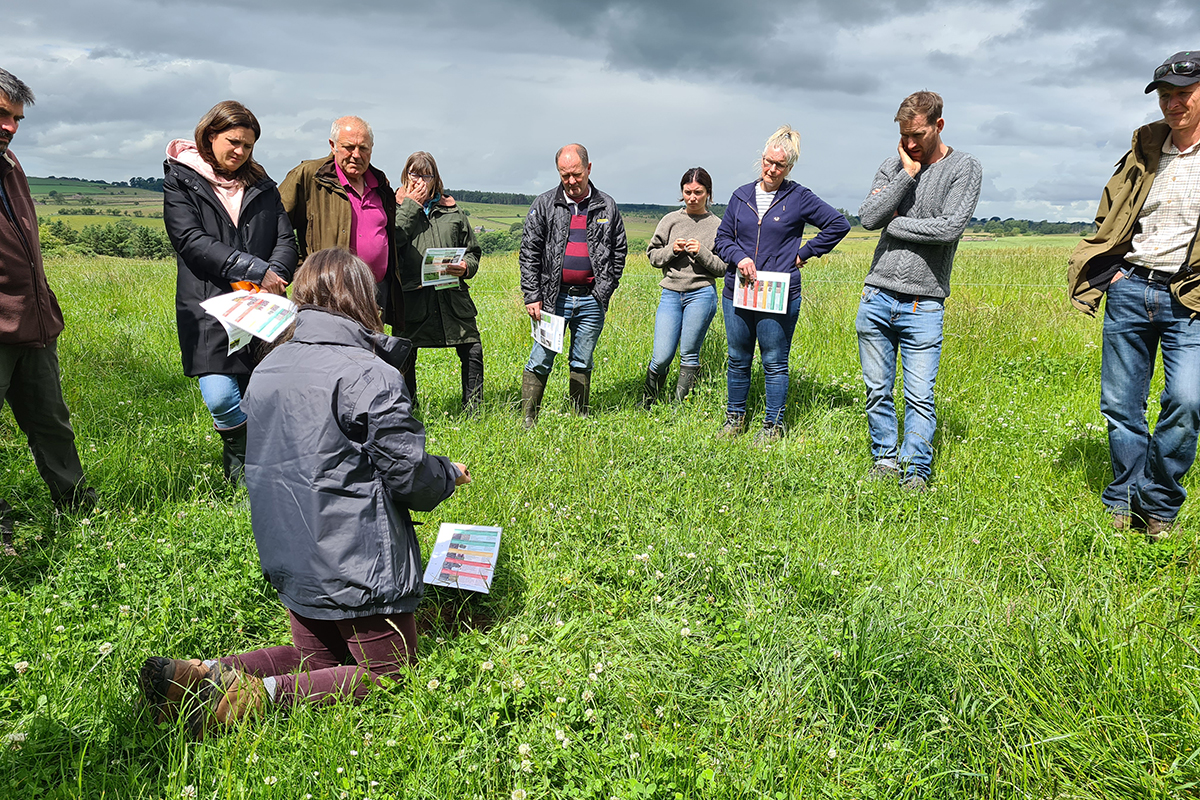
[5,0,1195,221]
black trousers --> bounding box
[0,339,87,502]
[403,342,484,409]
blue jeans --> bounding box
[525,293,605,375]
[1101,271,1200,521]
[649,286,718,373]
[722,293,800,427]
[198,373,250,429]
[856,286,944,480]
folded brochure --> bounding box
[200,290,297,355]
[423,523,502,593]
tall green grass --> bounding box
[0,241,1197,799]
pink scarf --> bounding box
[165,139,245,225]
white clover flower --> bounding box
[511,675,526,690]
[516,634,529,645]
[827,747,838,759]
[587,673,598,682]
[181,787,197,799]
[336,766,345,774]
[554,729,566,741]
[54,625,64,633]
[680,628,691,638]
[582,689,594,702]
[349,749,358,756]
[555,696,566,704]
[13,661,29,675]
[98,642,114,656]
[583,708,595,720]
[520,759,532,773]
[245,753,259,764]
[655,705,665,718]
[592,662,603,674]
[511,790,528,800]
[119,605,131,615]
[629,752,640,761]
[518,743,533,757]
[481,660,494,671]
[623,732,634,741]
[263,776,277,786]
[427,679,440,690]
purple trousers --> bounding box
[221,610,417,707]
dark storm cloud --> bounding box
[4,0,1180,218]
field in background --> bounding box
[1,239,1195,799]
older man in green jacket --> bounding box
[279,116,402,329]
[1067,51,1200,541]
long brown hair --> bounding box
[292,248,383,333]
[194,100,266,186]
[400,151,445,200]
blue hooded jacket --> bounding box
[714,179,850,303]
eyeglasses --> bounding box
[1154,60,1200,80]
[762,155,789,171]
[409,173,434,181]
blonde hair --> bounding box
[762,125,801,170]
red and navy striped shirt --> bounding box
[561,194,593,286]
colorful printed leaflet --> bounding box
[531,312,565,353]
[422,524,502,594]
[733,270,791,314]
[199,290,298,355]
[422,247,468,290]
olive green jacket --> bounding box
[393,198,483,347]
[1068,121,1200,315]
[279,156,402,327]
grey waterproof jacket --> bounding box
[244,308,459,620]
[519,182,627,311]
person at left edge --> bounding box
[0,67,95,516]
[279,116,402,330]
[163,100,298,484]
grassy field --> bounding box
[1,240,1197,799]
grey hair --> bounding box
[0,69,35,106]
[762,125,801,169]
[330,116,373,146]
[555,143,589,168]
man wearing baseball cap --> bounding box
[1068,51,1200,541]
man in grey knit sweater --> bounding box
[855,91,982,491]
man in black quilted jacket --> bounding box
[518,143,626,427]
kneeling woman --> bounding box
[140,249,471,734]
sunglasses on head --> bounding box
[1154,60,1200,80]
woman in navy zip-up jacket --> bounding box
[714,125,850,442]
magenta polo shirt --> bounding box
[334,161,390,283]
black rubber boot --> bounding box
[460,343,484,414]
[641,368,667,409]
[675,365,699,402]
[521,370,547,429]
[568,370,591,416]
[216,422,248,486]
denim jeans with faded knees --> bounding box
[722,293,801,427]
[855,286,944,480]
[1100,271,1200,521]
[649,286,718,373]
[197,373,250,429]
[525,293,606,376]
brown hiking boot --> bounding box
[140,657,211,724]
[1146,517,1175,543]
